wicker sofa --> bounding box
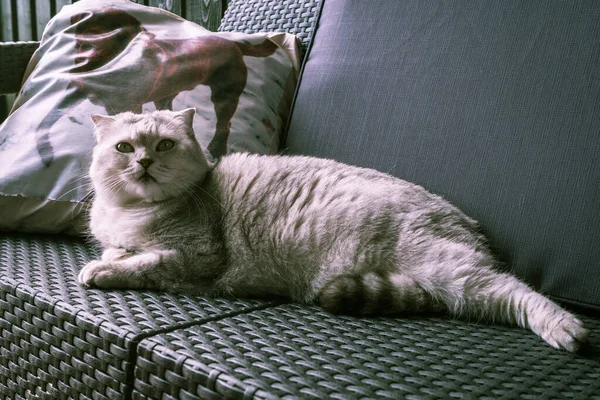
[1,0,599,399]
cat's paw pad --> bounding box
[78,260,122,288]
[540,313,588,352]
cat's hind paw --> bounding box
[540,313,588,353]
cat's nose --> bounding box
[138,158,154,169]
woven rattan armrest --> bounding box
[0,41,39,96]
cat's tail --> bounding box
[412,246,589,352]
[317,272,444,316]
[235,39,278,58]
[317,251,588,351]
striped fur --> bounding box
[79,109,588,352]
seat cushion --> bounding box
[133,304,600,399]
[285,0,600,309]
[0,232,271,399]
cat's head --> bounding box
[89,108,210,204]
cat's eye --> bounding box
[116,142,134,153]
[156,139,174,152]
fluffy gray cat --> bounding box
[78,108,588,352]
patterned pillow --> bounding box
[0,0,300,234]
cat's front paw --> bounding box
[78,260,128,289]
[539,312,588,352]
[101,247,132,261]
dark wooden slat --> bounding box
[54,0,73,15]
[0,0,14,41]
[16,1,34,40]
[0,41,39,95]
[148,0,182,17]
[35,1,52,40]
[186,0,222,31]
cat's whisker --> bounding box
[182,191,205,221]
[53,182,92,202]
[69,171,93,183]
[102,176,126,203]
[67,194,94,230]
[169,178,209,223]
[194,184,225,211]
[53,171,93,200]
[103,99,118,116]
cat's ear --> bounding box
[177,108,196,130]
[90,114,116,141]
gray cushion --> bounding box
[285,0,600,309]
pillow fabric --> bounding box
[285,0,600,309]
[0,0,300,234]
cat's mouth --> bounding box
[138,172,157,183]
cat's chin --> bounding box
[132,183,173,203]
[106,177,172,204]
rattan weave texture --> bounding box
[0,41,39,95]
[218,0,322,50]
[0,233,272,399]
[133,304,600,399]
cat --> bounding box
[78,108,589,352]
[31,6,277,167]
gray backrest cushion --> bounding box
[285,0,600,309]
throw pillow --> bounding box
[0,0,300,234]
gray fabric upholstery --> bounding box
[285,0,600,309]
